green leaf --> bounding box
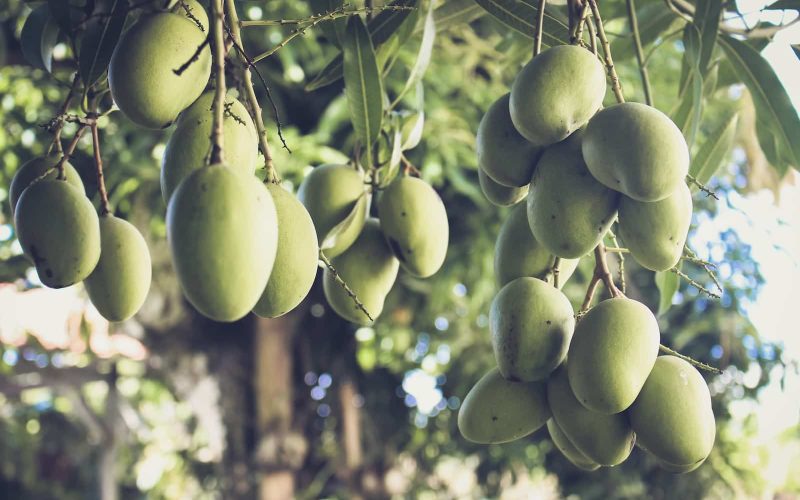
[309,0,346,47]
[306,55,344,91]
[692,0,722,73]
[48,0,83,36]
[20,3,60,71]
[611,3,681,62]
[391,4,434,108]
[432,0,483,32]
[401,110,425,150]
[690,111,738,186]
[321,192,370,256]
[764,0,800,10]
[673,25,703,148]
[719,35,800,169]
[475,0,570,47]
[343,16,384,166]
[79,0,128,87]
[655,270,679,316]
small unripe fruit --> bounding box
[478,167,528,207]
[9,155,84,219]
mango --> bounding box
[14,180,100,288]
[618,183,693,271]
[478,167,528,207]
[547,364,636,466]
[167,164,278,322]
[253,184,319,318]
[582,102,690,202]
[527,132,620,259]
[629,356,716,467]
[494,203,578,287]
[490,277,574,381]
[458,367,550,444]
[161,92,258,201]
[9,155,84,219]
[84,215,152,322]
[476,93,542,187]
[297,164,366,258]
[109,12,211,129]
[322,219,399,325]
[568,297,660,414]
[547,419,600,471]
[510,45,606,146]
[377,176,448,278]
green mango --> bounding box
[167,164,278,322]
[567,297,660,414]
[14,180,100,288]
[253,184,319,318]
[161,92,258,201]
[582,102,690,202]
[510,45,606,147]
[629,356,716,467]
[109,12,211,129]
[458,367,550,444]
[476,93,542,187]
[547,419,601,471]
[478,167,528,207]
[297,164,366,258]
[547,364,636,466]
[9,155,84,219]
[490,277,574,381]
[527,132,620,259]
[618,183,693,271]
[172,0,209,32]
[494,202,578,288]
[376,176,448,278]
[323,219,399,325]
[84,215,152,322]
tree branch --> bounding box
[319,251,374,323]
[588,0,625,103]
[210,0,226,165]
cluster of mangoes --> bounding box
[459,44,714,473]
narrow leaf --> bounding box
[20,4,60,71]
[309,0,346,47]
[693,0,722,73]
[475,0,570,46]
[655,270,680,316]
[690,112,738,186]
[391,4,435,108]
[79,0,128,87]
[321,192,370,257]
[433,0,483,32]
[306,55,344,91]
[673,25,703,148]
[401,110,425,150]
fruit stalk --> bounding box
[47,73,81,155]
[587,0,624,103]
[319,251,374,323]
[55,124,88,181]
[658,344,722,374]
[89,119,111,215]
[625,0,653,106]
[533,0,547,57]
[209,0,226,165]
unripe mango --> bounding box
[510,45,606,146]
[167,165,278,322]
[618,183,693,271]
[582,102,690,202]
[253,184,319,318]
[9,155,84,219]
[161,92,258,201]
[490,277,574,382]
[458,367,550,444]
[478,167,528,207]
[547,364,635,466]
[109,12,211,129]
[84,215,152,322]
[476,93,542,187]
[568,298,660,414]
[297,164,366,258]
[527,132,619,259]
[14,180,100,288]
[547,419,600,471]
[629,356,716,468]
[323,219,399,325]
[494,203,578,288]
[377,176,448,278]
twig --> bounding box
[658,344,722,374]
[609,228,626,293]
[251,5,349,63]
[534,0,547,57]
[209,0,226,165]
[684,245,723,293]
[670,267,721,299]
[400,155,420,176]
[89,117,111,215]
[319,251,374,323]
[177,0,205,32]
[571,1,590,45]
[578,242,624,316]
[588,0,624,103]
[686,174,720,200]
[626,0,653,106]
[47,73,81,155]
[239,6,410,27]
[586,14,598,55]
[552,257,562,288]
[53,124,89,180]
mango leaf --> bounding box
[475,0,570,47]
[377,125,403,188]
[401,110,425,150]
[79,0,128,87]
[433,0,483,32]
[655,269,680,316]
[377,2,420,71]
[764,0,800,9]
[48,0,84,36]
[309,0,346,47]
[390,4,434,108]
[20,3,60,71]
[673,25,703,148]
[690,112,738,186]
[720,35,800,169]
[756,117,791,175]
[611,3,681,62]
[792,44,800,60]
[320,192,370,256]
[692,0,722,73]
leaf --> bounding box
[79,0,128,87]
[306,55,344,91]
[611,3,681,61]
[672,25,703,148]
[377,126,403,188]
[343,16,384,167]
[390,3,434,108]
[764,0,800,10]
[432,0,483,32]
[655,270,680,316]
[321,192,370,256]
[475,0,570,47]
[401,110,424,150]
[690,112,738,186]
[692,0,722,73]
[20,3,60,71]
[48,0,82,36]
[719,35,800,169]
[309,0,346,47]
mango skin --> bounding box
[9,155,85,219]
[377,176,448,278]
[458,367,550,444]
[547,419,600,471]
[618,183,693,272]
[323,219,399,325]
[478,167,528,207]
[547,364,636,466]
[629,356,716,467]
[494,203,578,288]
[582,102,690,202]
[490,277,575,382]
[568,298,660,414]
[84,215,152,322]
[167,165,278,322]
[109,12,211,129]
[477,93,543,187]
[510,45,606,147]
[161,92,258,201]
[528,132,620,259]
[253,184,319,318]
[14,180,100,288]
[297,164,366,258]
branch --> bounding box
[658,344,722,374]
[578,242,624,316]
[173,37,211,76]
[686,174,719,200]
[588,0,625,103]
[608,227,627,294]
[534,0,547,57]
[626,0,654,106]
[239,6,410,27]
[47,73,82,155]
[319,251,374,323]
[670,267,721,299]
[89,117,111,215]
[209,0,226,165]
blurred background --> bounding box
[0,0,799,498]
